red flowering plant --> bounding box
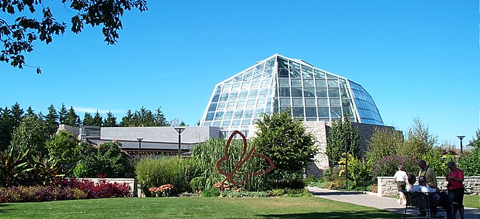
[148,184,175,197]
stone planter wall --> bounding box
[377,176,480,196]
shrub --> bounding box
[149,184,175,197]
[371,155,417,180]
[0,186,88,202]
[219,190,268,198]
[460,148,480,176]
[199,188,221,197]
[135,157,182,195]
[57,177,130,199]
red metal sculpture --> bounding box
[216,130,275,191]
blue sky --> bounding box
[0,0,479,147]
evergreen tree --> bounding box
[10,103,24,130]
[83,112,94,126]
[468,129,480,149]
[120,110,133,127]
[133,106,154,127]
[103,111,117,127]
[326,116,360,166]
[154,107,167,126]
[44,104,59,136]
[65,107,80,127]
[58,103,67,124]
[92,111,103,126]
[26,106,35,117]
[0,106,12,150]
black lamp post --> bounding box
[137,137,143,159]
[175,128,185,158]
[457,135,465,156]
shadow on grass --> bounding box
[309,191,364,196]
[0,203,14,213]
[259,210,404,219]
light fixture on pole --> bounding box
[137,137,143,159]
[457,135,465,156]
[175,128,186,158]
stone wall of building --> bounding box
[304,121,329,177]
[377,176,480,196]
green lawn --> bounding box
[0,197,402,219]
[464,195,479,208]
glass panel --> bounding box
[305,107,317,117]
[254,108,264,118]
[244,109,253,118]
[208,102,218,111]
[222,120,231,127]
[236,101,245,109]
[305,98,316,107]
[331,107,342,118]
[291,79,302,87]
[279,87,290,97]
[306,118,317,121]
[280,98,290,107]
[316,87,327,97]
[330,98,341,107]
[229,92,238,101]
[253,68,263,79]
[234,74,243,82]
[256,99,265,107]
[291,88,303,97]
[234,110,244,119]
[241,82,251,90]
[261,79,271,88]
[314,69,326,79]
[342,99,352,108]
[206,112,214,121]
[304,87,315,97]
[232,83,240,91]
[278,68,289,77]
[213,121,221,127]
[315,79,327,87]
[343,107,353,117]
[224,111,233,119]
[255,62,265,76]
[290,61,301,78]
[259,88,269,98]
[301,65,313,78]
[328,79,339,88]
[212,94,219,102]
[243,69,253,81]
[279,78,290,87]
[251,80,260,89]
[246,100,255,108]
[241,119,251,127]
[303,79,314,87]
[223,83,232,91]
[217,102,226,110]
[318,107,329,117]
[231,120,240,128]
[215,111,224,120]
[215,85,222,93]
[326,73,337,79]
[204,122,211,126]
[293,107,304,117]
[292,98,303,107]
[317,98,328,107]
[220,93,229,101]
[227,101,235,109]
[328,88,340,97]
[238,91,248,100]
[248,90,258,98]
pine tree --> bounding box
[103,111,117,127]
[10,103,24,130]
[58,103,67,124]
[65,107,80,127]
[44,104,59,136]
[0,106,12,150]
[154,107,167,126]
[26,106,35,117]
[83,112,94,126]
[92,111,103,126]
[120,110,133,127]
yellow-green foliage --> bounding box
[135,157,180,190]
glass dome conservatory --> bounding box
[200,54,383,137]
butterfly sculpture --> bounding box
[216,130,275,191]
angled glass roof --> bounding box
[200,54,383,137]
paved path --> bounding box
[307,187,480,219]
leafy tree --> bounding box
[44,104,59,136]
[10,114,47,157]
[119,110,134,127]
[58,103,67,124]
[92,111,103,126]
[103,111,117,127]
[459,147,480,176]
[366,127,404,165]
[468,129,480,149]
[82,112,94,125]
[254,110,316,179]
[398,118,437,156]
[0,0,148,72]
[326,116,360,166]
[64,107,80,127]
[45,130,81,175]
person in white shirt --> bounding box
[409,176,452,219]
[393,165,408,205]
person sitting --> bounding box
[410,176,453,219]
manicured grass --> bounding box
[464,195,479,208]
[0,197,402,219]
